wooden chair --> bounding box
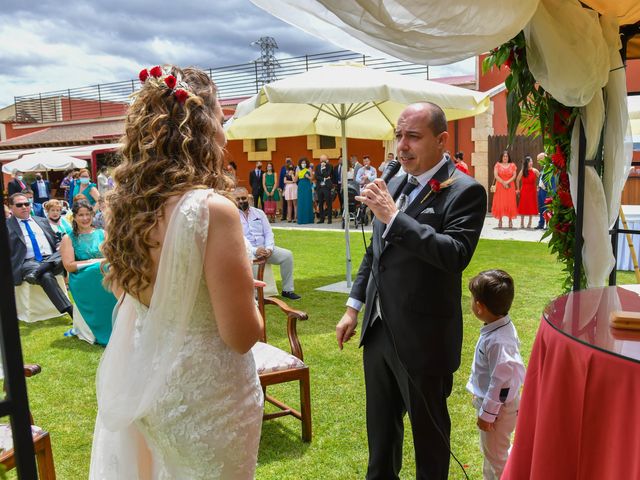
[0,364,56,479]
[252,259,312,442]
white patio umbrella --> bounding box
[2,151,87,175]
[228,62,492,287]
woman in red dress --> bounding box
[516,155,540,228]
[491,151,518,228]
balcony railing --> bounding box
[13,50,429,124]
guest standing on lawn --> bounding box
[491,151,518,229]
[283,164,298,222]
[262,162,280,222]
[296,157,314,224]
[516,155,539,229]
[336,102,487,479]
[467,269,525,480]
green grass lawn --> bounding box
[11,231,638,479]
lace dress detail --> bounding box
[90,190,263,479]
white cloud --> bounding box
[0,1,474,108]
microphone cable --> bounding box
[358,224,471,480]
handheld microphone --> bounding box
[356,160,401,222]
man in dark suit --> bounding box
[30,173,51,206]
[7,193,73,318]
[248,162,264,209]
[315,154,334,224]
[336,102,487,479]
[8,171,27,195]
[334,156,344,214]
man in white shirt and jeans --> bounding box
[467,269,525,480]
[234,188,301,300]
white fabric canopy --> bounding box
[250,0,539,65]
[2,151,87,174]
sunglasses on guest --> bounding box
[13,202,30,208]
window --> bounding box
[254,138,268,152]
[319,135,336,149]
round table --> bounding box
[503,285,640,480]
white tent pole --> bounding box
[341,106,352,287]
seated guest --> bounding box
[71,168,100,206]
[60,201,117,345]
[234,187,301,300]
[92,198,106,229]
[31,173,51,207]
[44,199,72,242]
[22,189,44,217]
[7,193,73,318]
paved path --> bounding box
[272,215,548,243]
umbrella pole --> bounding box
[341,111,352,288]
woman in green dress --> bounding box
[262,162,280,222]
[71,168,100,207]
[60,201,117,345]
[296,157,314,224]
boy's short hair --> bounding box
[468,269,514,316]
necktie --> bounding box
[396,176,420,212]
[22,219,43,262]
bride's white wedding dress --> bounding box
[90,189,263,479]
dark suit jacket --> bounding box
[7,215,60,286]
[30,180,51,204]
[315,163,334,189]
[350,160,487,375]
[8,178,27,196]
[249,169,264,195]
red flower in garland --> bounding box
[149,65,163,78]
[543,209,553,222]
[544,197,553,205]
[558,190,573,208]
[164,75,177,89]
[554,222,571,233]
[504,50,516,69]
[174,88,189,104]
[139,68,149,83]
[551,144,566,170]
[559,171,570,189]
[553,108,572,135]
[428,178,441,192]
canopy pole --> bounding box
[341,106,352,288]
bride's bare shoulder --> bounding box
[205,192,239,223]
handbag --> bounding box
[490,179,497,193]
[264,199,277,215]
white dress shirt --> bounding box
[36,180,48,199]
[466,315,526,422]
[18,217,53,259]
[238,206,274,256]
[346,156,448,312]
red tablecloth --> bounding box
[503,286,640,480]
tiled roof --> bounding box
[0,120,123,149]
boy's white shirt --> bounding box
[466,314,526,422]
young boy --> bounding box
[466,269,526,480]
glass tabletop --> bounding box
[543,285,640,364]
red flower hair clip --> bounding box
[138,66,193,105]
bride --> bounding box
[90,65,264,479]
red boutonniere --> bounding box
[420,178,454,204]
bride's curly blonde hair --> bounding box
[102,65,232,297]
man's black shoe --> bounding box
[316,220,325,224]
[281,291,301,300]
[24,273,39,285]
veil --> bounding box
[95,188,213,430]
